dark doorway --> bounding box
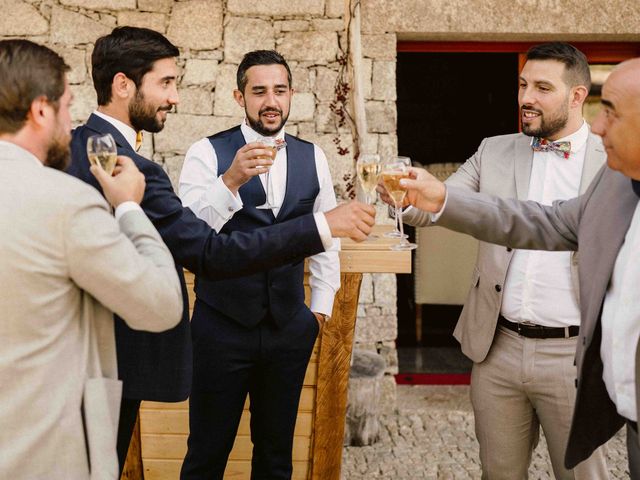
[395,52,519,375]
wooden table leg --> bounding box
[121,412,144,479]
[310,273,362,480]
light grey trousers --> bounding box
[470,326,609,480]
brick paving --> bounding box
[342,385,629,479]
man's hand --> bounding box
[313,312,326,329]
[324,201,376,242]
[221,142,275,194]
[90,155,146,207]
[376,182,409,208]
[399,167,447,213]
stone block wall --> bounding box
[1,0,401,411]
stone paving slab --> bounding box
[342,385,628,479]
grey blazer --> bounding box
[403,131,605,362]
[0,143,182,479]
[435,164,639,469]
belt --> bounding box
[498,315,579,339]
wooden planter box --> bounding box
[123,226,410,479]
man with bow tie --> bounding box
[380,42,609,479]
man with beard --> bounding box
[66,28,375,473]
[379,42,609,479]
[177,50,339,479]
[0,40,183,479]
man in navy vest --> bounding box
[178,50,340,479]
[66,28,375,473]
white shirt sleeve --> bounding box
[309,145,341,318]
[429,186,448,223]
[114,201,143,220]
[178,138,243,233]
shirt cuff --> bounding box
[311,289,335,320]
[429,189,448,223]
[209,175,243,220]
[114,201,142,221]
[314,212,333,251]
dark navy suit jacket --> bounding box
[67,113,324,402]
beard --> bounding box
[521,102,570,139]
[129,89,172,134]
[246,106,289,136]
[45,132,71,171]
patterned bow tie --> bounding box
[531,137,571,159]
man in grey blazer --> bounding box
[0,40,182,479]
[383,43,608,479]
[400,57,640,478]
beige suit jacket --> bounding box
[403,131,605,362]
[0,142,182,479]
[435,164,639,468]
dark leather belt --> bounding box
[498,315,579,339]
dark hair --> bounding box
[0,40,69,134]
[237,50,292,93]
[92,26,179,105]
[526,42,591,91]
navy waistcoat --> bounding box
[194,126,319,327]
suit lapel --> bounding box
[579,132,606,195]
[85,114,133,151]
[514,135,534,200]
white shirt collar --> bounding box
[0,140,43,167]
[240,118,286,144]
[93,110,138,150]
[557,119,589,153]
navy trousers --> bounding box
[181,299,319,480]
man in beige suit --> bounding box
[0,40,182,479]
[382,43,608,479]
[399,57,640,478]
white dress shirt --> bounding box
[500,121,589,327]
[601,201,640,421]
[179,121,340,317]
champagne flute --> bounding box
[255,136,279,210]
[356,154,382,205]
[383,156,411,239]
[382,156,417,251]
[86,133,117,176]
[356,153,382,240]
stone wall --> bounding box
[1,0,400,410]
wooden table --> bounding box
[123,225,410,479]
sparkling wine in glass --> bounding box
[87,133,117,176]
[356,153,382,240]
[382,156,417,251]
[255,136,280,210]
[356,154,382,205]
[383,156,412,239]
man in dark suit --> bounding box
[399,58,640,477]
[66,27,375,472]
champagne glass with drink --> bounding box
[356,154,382,205]
[86,133,117,176]
[255,136,280,210]
[356,153,382,239]
[383,156,411,239]
[382,156,417,251]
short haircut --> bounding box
[92,26,179,106]
[237,50,292,93]
[526,42,591,91]
[0,39,69,134]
